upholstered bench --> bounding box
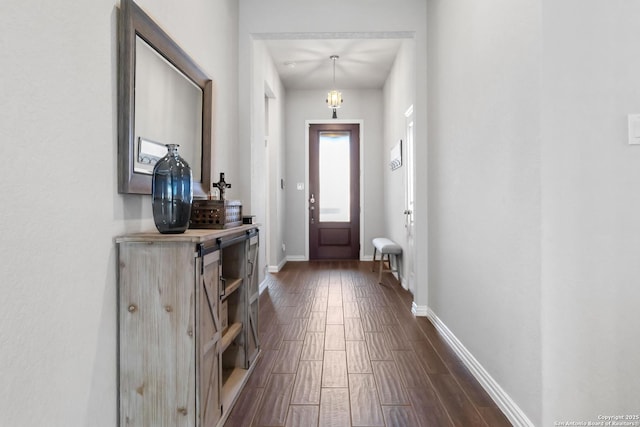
[371,237,402,283]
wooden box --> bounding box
[190,199,243,229]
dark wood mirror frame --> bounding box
[118,0,212,195]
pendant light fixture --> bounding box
[326,55,343,119]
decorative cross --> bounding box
[213,172,231,201]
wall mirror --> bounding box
[118,0,212,195]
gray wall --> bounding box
[427,0,542,422]
[428,0,640,424]
[541,0,640,423]
[250,41,286,274]
[383,39,416,292]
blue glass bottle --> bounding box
[152,144,193,234]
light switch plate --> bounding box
[628,114,640,145]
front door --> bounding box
[308,123,360,259]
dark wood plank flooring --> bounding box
[225,261,512,427]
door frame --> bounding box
[402,105,415,292]
[304,119,364,261]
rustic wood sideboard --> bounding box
[116,225,260,426]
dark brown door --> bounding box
[309,123,360,259]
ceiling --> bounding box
[263,38,404,90]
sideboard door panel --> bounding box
[200,250,222,426]
[245,232,260,367]
[118,242,196,427]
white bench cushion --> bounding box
[372,237,402,254]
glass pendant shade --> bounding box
[326,89,343,109]
[325,55,343,117]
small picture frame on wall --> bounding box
[390,140,402,170]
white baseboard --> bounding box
[267,257,287,273]
[283,255,376,262]
[411,302,429,317]
[286,255,307,262]
[426,309,534,427]
[258,278,268,295]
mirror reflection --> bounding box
[134,36,202,180]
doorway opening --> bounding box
[308,122,360,259]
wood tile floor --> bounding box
[225,261,512,427]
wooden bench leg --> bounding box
[378,253,386,283]
[377,253,401,284]
[371,247,377,272]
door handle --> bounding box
[310,193,316,224]
[404,209,412,228]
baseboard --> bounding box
[284,255,375,262]
[267,257,287,273]
[426,309,534,427]
[258,278,268,295]
[411,302,429,317]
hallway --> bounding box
[224,261,511,426]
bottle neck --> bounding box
[165,144,179,157]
